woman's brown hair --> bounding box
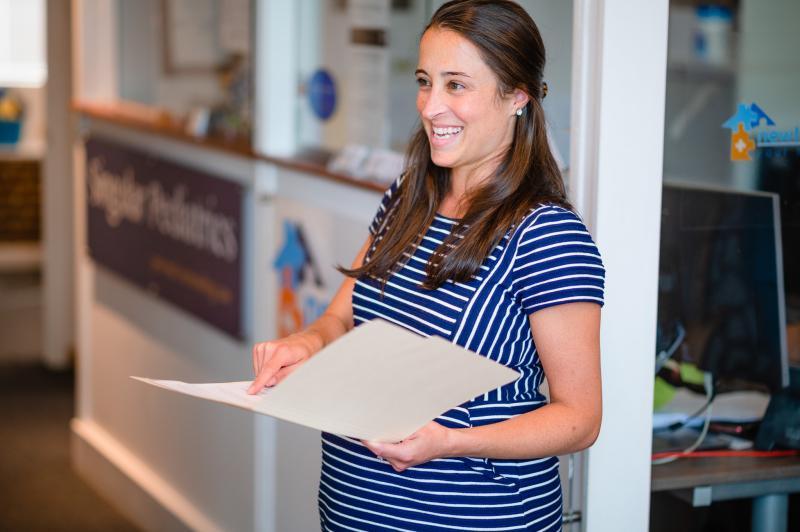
[342,0,570,289]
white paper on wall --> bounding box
[218,0,251,54]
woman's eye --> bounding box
[416,78,430,87]
[448,81,465,90]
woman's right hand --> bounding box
[247,237,371,395]
[247,331,322,394]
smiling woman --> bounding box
[249,1,605,530]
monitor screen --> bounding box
[657,182,789,392]
[757,148,800,369]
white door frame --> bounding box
[569,1,669,530]
[42,0,75,369]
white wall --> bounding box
[73,0,117,102]
[577,0,668,531]
[0,0,46,87]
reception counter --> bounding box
[71,105,386,532]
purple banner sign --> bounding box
[85,137,243,339]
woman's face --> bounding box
[415,27,526,179]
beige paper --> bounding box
[133,320,519,442]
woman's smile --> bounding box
[430,125,463,147]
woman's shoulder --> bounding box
[386,172,407,196]
[369,172,407,236]
[508,203,606,312]
[512,203,590,240]
[506,202,602,263]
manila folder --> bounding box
[132,319,519,442]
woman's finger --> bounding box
[248,349,284,394]
[268,363,300,387]
[362,440,383,457]
[259,346,301,384]
[255,342,278,375]
[248,346,296,394]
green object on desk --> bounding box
[654,376,676,411]
[680,363,706,386]
[654,363,706,411]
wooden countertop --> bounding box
[72,100,254,157]
[72,100,386,194]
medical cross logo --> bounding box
[722,102,799,161]
[722,103,774,161]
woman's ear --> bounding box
[513,88,530,109]
[514,89,531,107]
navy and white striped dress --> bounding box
[319,176,605,531]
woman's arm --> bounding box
[247,237,372,394]
[448,302,602,457]
[364,302,601,470]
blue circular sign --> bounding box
[307,69,337,121]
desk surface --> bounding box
[652,456,800,492]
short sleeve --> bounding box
[511,206,605,314]
[368,173,404,236]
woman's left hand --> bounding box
[363,421,454,473]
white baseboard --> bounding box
[71,418,222,532]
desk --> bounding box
[651,456,800,532]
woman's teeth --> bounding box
[433,127,463,139]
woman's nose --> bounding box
[419,88,446,121]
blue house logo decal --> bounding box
[273,221,327,336]
[722,102,798,161]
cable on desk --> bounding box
[652,373,714,466]
[652,392,716,434]
[652,449,800,461]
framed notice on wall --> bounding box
[161,0,226,74]
[85,137,244,339]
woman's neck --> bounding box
[442,161,498,218]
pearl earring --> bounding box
[515,108,523,117]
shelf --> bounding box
[270,148,387,194]
[0,139,45,161]
[73,100,388,194]
[72,100,255,158]
[667,62,735,83]
[0,242,42,272]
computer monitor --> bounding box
[657,182,789,393]
[757,148,800,370]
